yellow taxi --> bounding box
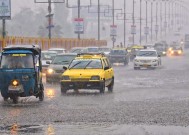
[60,53,114,94]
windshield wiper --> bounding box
[84,60,93,69]
[69,61,82,69]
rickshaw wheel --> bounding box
[3,97,8,101]
[12,96,18,104]
[39,91,44,101]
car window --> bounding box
[137,51,157,57]
[1,54,34,69]
[52,55,76,65]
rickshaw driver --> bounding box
[8,57,25,69]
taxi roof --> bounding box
[76,53,105,59]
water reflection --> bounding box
[46,124,55,135]
[46,89,56,99]
[10,123,19,135]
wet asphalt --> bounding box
[0,50,189,134]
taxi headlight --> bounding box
[90,76,100,80]
[62,76,70,80]
[12,80,19,86]
[47,69,54,74]
[162,51,166,54]
[171,51,174,54]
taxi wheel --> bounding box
[61,87,67,94]
[100,81,105,93]
[108,78,114,92]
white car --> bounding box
[48,48,66,54]
[134,49,161,70]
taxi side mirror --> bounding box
[104,66,109,70]
[63,66,68,70]
[46,61,51,64]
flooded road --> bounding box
[0,51,189,134]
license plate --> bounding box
[143,64,148,67]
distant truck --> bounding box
[184,34,189,49]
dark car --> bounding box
[167,45,183,56]
[42,51,57,73]
[154,42,168,56]
[109,49,129,65]
[46,53,77,83]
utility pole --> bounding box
[132,0,135,46]
[145,0,148,44]
[112,0,115,48]
[124,0,126,47]
[98,0,100,41]
[78,0,81,40]
[160,1,162,40]
[165,0,167,38]
[2,19,6,48]
[47,0,52,40]
[140,0,142,45]
[155,1,158,41]
[151,1,153,43]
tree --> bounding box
[53,3,73,37]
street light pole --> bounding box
[48,0,52,40]
[165,0,167,38]
[160,1,162,39]
[145,0,148,44]
[98,0,100,41]
[140,0,142,45]
[124,0,126,47]
[78,0,81,40]
[155,1,158,41]
[132,0,135,46]
[151,1,153,43]
[112,0,115,48]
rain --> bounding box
[0,0,189,134]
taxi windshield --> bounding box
[137,51,157,57]
[1,53,34,69]
[69,59,102,69]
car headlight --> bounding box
[162,51,166,54]
[62,76,70,80]
[47,69,54,74]
[12,80,19,86]
[90,76,100,80]
[152,60,158,62]
[178,50,182,54]
[134,59,140,62]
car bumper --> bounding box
[134,62,158,68]
[61,81,103,90]
[46,73,62,82]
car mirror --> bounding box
[104,66,109,70]
[63,66,68,70]
[46,61,51,64]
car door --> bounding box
[103,58,113,86]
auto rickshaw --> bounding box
[0,45,44,103]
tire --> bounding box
[100,81,105,93]
[108,78,114,92]
[39,91,44,101]
[3,97,8,101]
[134,67,140,70]
[61,84,67,94]
[12,96,18,104]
